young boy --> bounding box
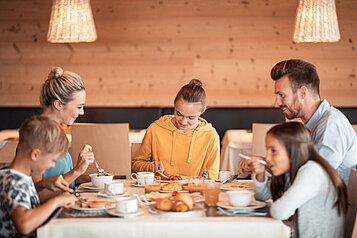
[0,116,76,237]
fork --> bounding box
[71,192,88,203]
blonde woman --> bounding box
[32,67,94,201]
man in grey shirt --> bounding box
[239,59,357,185]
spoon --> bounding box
[94,160,105,174]
[238,153,267,165]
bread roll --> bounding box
[174,193,195,210]
[155,198,173,211]
[172,201,189,212]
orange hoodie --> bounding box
[132,115,220,179]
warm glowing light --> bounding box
[47,0,97,43]
[293,0,340,43]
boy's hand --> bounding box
[39,175,73,193]
[75,144,95,175]
[57,192,77,208]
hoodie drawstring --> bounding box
[170,130,176,166]
[187,129,198,163]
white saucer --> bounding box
[107,208,144,218]
[98,191,129,198]
[79,182,104,191]
[217,200,266,211]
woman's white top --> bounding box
[254,161,344,238]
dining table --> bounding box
[37,179,290,238]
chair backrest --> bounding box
[252,123,277,157]
[0,140,18,164]
[131,143,141,172]
[345,169,357,238]
[70,123,131,178]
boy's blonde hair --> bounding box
[18,116,69,157]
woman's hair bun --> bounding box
[48,67,64,80]
[188,79,202,87]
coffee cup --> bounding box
[219,171,233,182]
[104,181,124,195]
[116,198,138,214]
[130,172,154,185]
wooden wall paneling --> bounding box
[0,0,356,107]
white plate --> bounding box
[217,200,266,211]
[149,206,205,218]
[79,182,104,191]
[221,181,253,191]
[71,202,114,213]
[107,208,144,218]
[97,191,129,198]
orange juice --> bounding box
[203,180,220,206]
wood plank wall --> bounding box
[0,0,356,107]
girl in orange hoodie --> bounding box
[132,79,220,179]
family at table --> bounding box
[0,59,356,238]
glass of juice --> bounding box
[203,180,221,206]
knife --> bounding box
[221,174,239,184]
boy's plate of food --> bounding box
[71,200,116,213]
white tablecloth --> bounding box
[220,130,253,173]
[37,180,290,238]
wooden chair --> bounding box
[131,142,141,172]
[70,123,131,178]
[0,139,18,165]
[252,123,277,157]
[345,169,357,238]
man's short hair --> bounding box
[18,115,68,157]
[270,59,320,96]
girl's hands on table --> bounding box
[150,161,164,173]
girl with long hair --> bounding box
[249,122,348,237]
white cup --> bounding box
[116,198,138,214]
[219,171,233,182]
[130,172,154,185]
[104,181,124,195]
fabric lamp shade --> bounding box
[293,0,340,43]
[47,0,97,43]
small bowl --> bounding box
[89,173,114,188]
[226,190,253,207]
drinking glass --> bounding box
[203,180,221,206]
